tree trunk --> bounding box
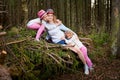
[111,0,120,57]
[21,0,28,27]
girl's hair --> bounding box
[65,31,74,38]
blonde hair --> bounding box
[53,15,58,23]
[65,31,74,38]
[46,14,58,23]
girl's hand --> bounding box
[61,36,65,40]
[56,19,62,26]
[37,22,42,25]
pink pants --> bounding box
[27,23,45,40]
[80,46,93,68]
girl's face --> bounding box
[42,14,48,21]
[65,32,72,39]
[47,14,54,22]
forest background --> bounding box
[0,0,120,80]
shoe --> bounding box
[89,67,94,71]
[84,65,89,75]
[35,39,40,41]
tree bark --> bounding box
[111,0,120,57]
[21,0,28,27]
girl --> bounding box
[64,31,94,72]
[27,10,48,41]
[44,9,90,75]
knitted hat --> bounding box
[37,10,47,19]
[46,9,54,14]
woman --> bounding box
[44,9,90,75]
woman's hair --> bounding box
[46,14,57,23]
[53,15,58,23]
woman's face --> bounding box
[47,14,54,22]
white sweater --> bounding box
[27,18,41,26]
[65,35,83,48]
[45,23,64,43]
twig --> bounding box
[0,32,6,36]
[46,53,61,64]
[97,73,104,80]
[43,40,49,50]
[0,38,28,46]
[82,41,90,46]
[6,46,26,73]
[46,45,61,48]
[79,37,92,42]
[50,53,73,65]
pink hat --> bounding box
[37,10,47,19]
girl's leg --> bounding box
[67,46,89,75]
[69,46,86,64]
[28,23,41,30]
[35,24,45,40]
[28,23,45,40]
[80,46,93,68]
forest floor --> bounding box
[51,46,120,80]
[52,56,120,80]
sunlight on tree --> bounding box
[91,0,95,7]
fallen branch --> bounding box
[51,53,73,65]
[0,38,28,46]
[79,37,92,42]
[46,53,61,65]
[97,73,104,80]
[0,32,7,36]
[82,41,90,46]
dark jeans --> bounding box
[57,40,66,44]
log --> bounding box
[0,25,3,29]
[0,11,8,13]
[0,32,6,36]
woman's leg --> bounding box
[80,46,93,68]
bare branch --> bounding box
[51,53,73,65]
[46,53,61,64]
[0,32,6,36]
